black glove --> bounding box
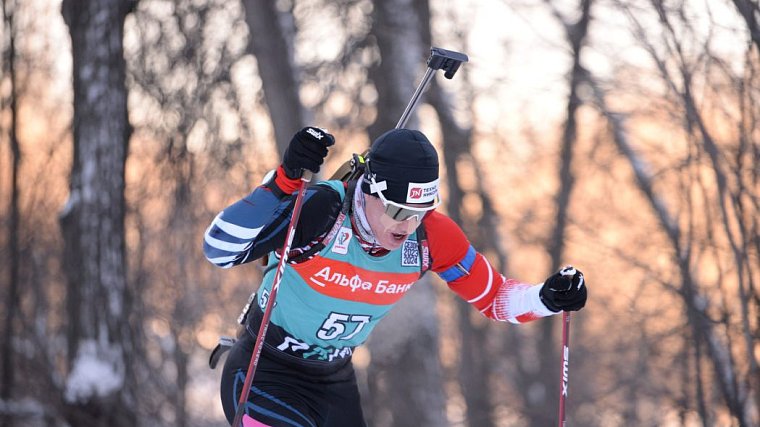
[539,266,587,312]
[282,127,335,179]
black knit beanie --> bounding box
[361,129,439,204]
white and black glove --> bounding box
[282,127,335,179]
[539,266,587,312]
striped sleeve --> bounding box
[203,186,283,268]
[203,178,342,269]
[424,212,556,323]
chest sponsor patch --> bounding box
[401,240,420,267]
[331,226,352,255]
[291,257,419,305]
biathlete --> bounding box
[203,127,587,426]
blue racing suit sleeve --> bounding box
[203,183,341,268]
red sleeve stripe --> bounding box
[479,302,493,314]
[467,254,494,303]
[446,254,503,312]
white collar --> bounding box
[352,183,378,245]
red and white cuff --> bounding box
[492,279,557,324]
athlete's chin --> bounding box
[378,233,409,250]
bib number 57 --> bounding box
[317,312,371,341]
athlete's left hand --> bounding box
[539,266,587,312]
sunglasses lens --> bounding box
[385,205,420,222]
[378,210,422,235]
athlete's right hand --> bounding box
[282,126,335,179]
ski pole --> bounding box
[558,311,570,427]
[230,171,312,427]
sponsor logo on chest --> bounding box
[291,258,420,305]
[331,226,352,255]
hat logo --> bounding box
[406,179,439,204]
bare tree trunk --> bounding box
[364,1,447,426]
[367,0,424,137]
[0,2,20,426]
[431,80,500,427]
[409,3,495,425]
[531,2,593,426]
[433,89,500,427]
[735,49,760,416]
[173,324,189,427]
[427,42,503,427]
[409,1,513,423]
[242,0,307,155]
[59,1,136,425]
[545,0,592,275]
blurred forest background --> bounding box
[0,0,758,426]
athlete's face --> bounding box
[363,194,424,250]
